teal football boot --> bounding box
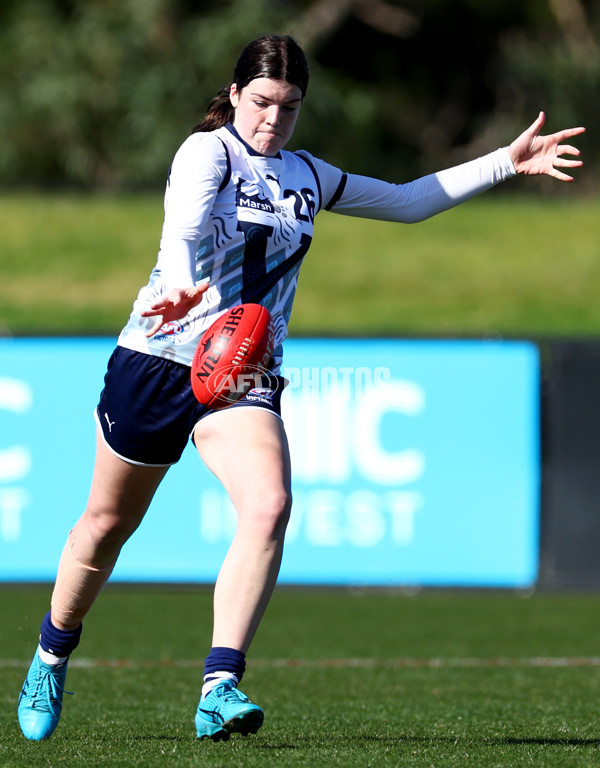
[195,680,264,741]
[18,649,70,740]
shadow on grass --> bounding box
[128,732,600,750]
[256,734,600,751]
[400,735,600,748]
[131,734,300,749]
[499,737,600,747]
[13,731,600,754]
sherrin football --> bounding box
[191,304,275,409]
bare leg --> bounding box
[50,430,168,630]
[18,431,170,742]
[193,408,292,654]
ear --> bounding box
[229,83,239,108]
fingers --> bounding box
[528,114,585,147]
[554,125,586,141]
[548,146,583,182]
[140,281,210,338]
[549,169,576,182]
[530,110,546,134]
[554,157,583,168]
[549,155,583,181]
[521,111,545,141]
[556,144,581,157]
[140,304,166,317]
[192,281,210,300]
[511,112,585,180]
[145,317,164,337]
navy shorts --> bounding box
[96,346,286,466]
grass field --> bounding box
[1,192,600,337]
[3,586,600,767]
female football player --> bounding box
[18,33,584,742]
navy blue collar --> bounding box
[225,122,282,160]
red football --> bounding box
[191,304,275,409]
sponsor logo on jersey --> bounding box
[244,386,276,406]
[153,321,186,344]
[248,387,272,397]
[236,178,277,213]
[162,321,184,335]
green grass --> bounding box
[1,191,599,337]
[3,587,600,766]
[0,193,164,335]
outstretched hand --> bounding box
[508,111,585,181]
[141,282,210,337]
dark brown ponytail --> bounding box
[192,35,308,134]
[192,87,234,133]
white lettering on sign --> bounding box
[0,377,33,412]
[286,489,422,547]
[198,488,422,548]
[197,373,426,551]
[353,380,425,485]
[0,377,33,542]
[0,488,30,542]
[0,378,33,483]
[282,377,425,486]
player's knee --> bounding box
[243,487,292,540]
[83,502,140,549]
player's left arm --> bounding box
[508,111,585,181]
[326,112,585,224]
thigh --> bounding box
[87,430,170,518]
[192,408,291,512]
[71,431,170,566]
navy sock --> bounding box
[39,611,82,657]
[203,646,246,684]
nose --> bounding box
[266,105,281,126]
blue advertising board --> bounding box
[0,337,539,586]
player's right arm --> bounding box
[142,133,228,336]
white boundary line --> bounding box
[4,657,600,670]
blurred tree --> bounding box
[294,0,597,183]
[0,0,595,189]
[0,0,294,187]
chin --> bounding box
[258,142,283,156]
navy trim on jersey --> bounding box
[325,172,348,211]
[216,138,232,192]
[295,152,323,212]
[242,232,312,305]
[225,122,282,159]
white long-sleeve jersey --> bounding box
[118,123,516,370]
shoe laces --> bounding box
[27,665,72,712]
[222,686,249,704]
[211,681,249,707]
